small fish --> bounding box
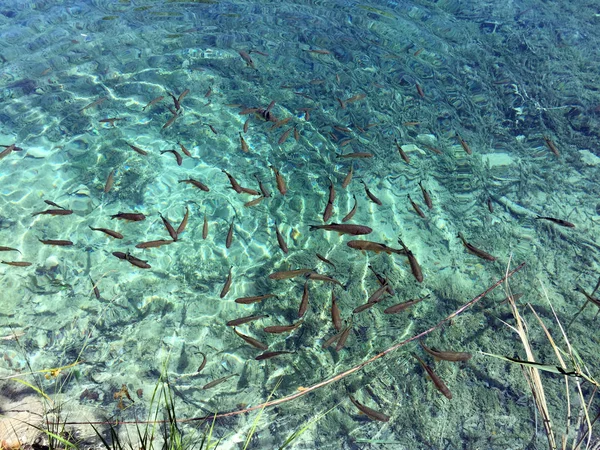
[306,272,343,286]
[348,394,390,422]
[305,49,331,55]
[168,92,181,111]
[203,215,209,239]
[487,197,494,213]
[457,232,496,261]
[298,281,309,318]
[111,212,146,221]
[99,118,124,126]
[31,209,73,217]
[416,83,425,98]
[413,353,452,400]
[0,246,21,254]
[342,195,358,222]
[407,194,426,219]
[293,126,299,142]
[127,143,148,156]
[44,200,66,209]
[179,178,209,192]
[142,96,164,110]
[162,114,177,129]
[423,143,443,155]
[263,320,303,334]
[226,219,234,248]
[278,128,292,145]
[1,261,32,267]
[367,281,390,304]
[89,226,123,239]
[104,169,116,193]
[178,142,192,157]
[543,136,560,158]
[270,165,287,195]
[226,314,268,327]
[536,216,575,228]
[159,213,178,241]
[135,239,174,249]
[161,149,183,166]
[90,276,100,300]
[196,351,207,373]
[418,181,433,209]
[233,328,268,350]
[309,223,372,235]
[222,170,244,193]
[254,174,271,198]
[419,341,472,362]
[255,351,294,361]
[268,268,313,280]
[208,124,218,135]
[384,295,428,314]
[336,325,352,351]
[235,294,278,304]
[398,239,423,283]
[244,196,265,207]
[342,165,353,189]
[238,50,255,68]
[395,140,410,164]
[361,181,382,206]
[240,186,261,196]
[243,118,251,133]
[275,222,288,254]
[112,251,151,269]
[353,301,377,314]
[176,206,189,236]
[331,291,342,331]
[80,97,107,112]
[457,134,472,155]
[205,86,212,98]
[38,239,73,246]
[336,152,373,159]
[202,373,237,390]
[316,253,336,269]
[368,265,395,296]
[220,266,233,298]
[177,89,190,105]
[0,145,15,160]
[323,202,334,223]
[345,93,366,104]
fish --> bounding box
[309,223,372,235]
[416,83,425,98]
[205,86,212,98]
[419,341,472,362]
[44,200,66,209]
[99,118,124,126]
[268,268,313,280]
[367,281,390,304]
[278,128,292,145]
[178,142,192,157]
[226,219,234,249]
[342,195,358,223]
[336,325,352,351]
[299,281,309,318]
[222,170,244,193]
[306,272,343,286]
[361,181,382,206]
[294,126,300,142]
[89,226,123,239]
[254,174,271,198]
[226,314,268,327]
[90,276,100,299]
[322,330,342,349]
[238,50,255,68]
[38,239,73,246]
[196,351,207,373]
[168,92,181,111]
[162,113,178,129]
[368,265,395,296]
[202,374,237,390]
[398,239,423,283]
[270,165,287,195]
[113,252,151,269]
[345,93,366,104]
[347,240,405,255]
[159,213,178,241]
[457,232,496,261]
[235,294,278,304]
[0,246,21,254]
[323,178,335,222]
[1,261,32,267]
[135,239,174,249]
[316,253,336,269]
[384,295,428,314]
[418,181,433,209]
[127,143,148,156]
[203,215,209,239]
[348,394,390,422]
[263,320,303,334]
[536,216,575,228]
[423,143,443,155]
[275,222,288,254]
[179,178,209,192]
[305,49,331,55]
[457,134,472,155]
[412,353,452,400]
[177,89,190,105]
[220,266,233,298]
[487,197,494,213]
[161,149,183,166]
[240,186,260,196]
[177,206,189,236]
[31,209,73,216]
[238,133,249,153]
[331,290,342,331]
[0,145,15,160]
[395,139,410,164]
[233,328,268,350]
[336,152,373,159]
[80,97,107,112]
[407,194,426,218]
[244,196,265,207]
[543,136,560,158]
[243,118,251,133]
[111,212,146,221]
[142,96,164,110]
[104,169,116,193]
[255,351,294,361]
[342,164,353,189]
[353,301,377,314]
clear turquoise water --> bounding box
[1,0,600,448]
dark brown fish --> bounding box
[32,209,73,217]
[342,164,353,189]
[43,200,65,209]
[316,253,336,269]
[226,314,267,327]
[298,281,310,318]
[177,89,190,105]
[536,216,575,228]
[220,266,233,298]
[127,143,148,156]
[457,232,496,262]
[89,226,123,239]
[384,295,428,314]
[398,239,423,283]
[457,134,472,155]
[543,136,560,158]
[275,222,288,254]
[135,239,173,249]
[38,239,73,246]
[310,223,372,235]
[361,181,382,206]
[278,128,292,145]
[254,174,271,198]
[306,272,343,286]
[244,196,265,207]
[269,268,313,280]
[177,206,189,236]
[142,96,164,111]
[347,240,405,255]
[348,394,390,422]
[342,195,357,223]
[90,276,100,300]
[0,144,15,160]
[104,169,116,193]
[419,341,472,362]
[238,50,255,68]
[368,265,394,295]
[264,320,303,334]
[395,139,410,164]
[336,325,352,351]
[178,142,192,157]
[222,170,244,193]
[336,152,373,159]
[240,186,260,196]
[235,294,278,304]
[353,301,377,314]
[255,351,294,361]
[0,246,21,254]
[111,212,146,221]
[112,251,151,269]
[161,149,183,166]
[226,219,234,249]
[331,290,342,331]
[239,132,249,152]
[407,194,425,218]
[99,118,124,126]
[160,213,178,241]
[418,181,433,209]
[202,215,209,239]
[1,261,32,267]
[202,373,237,390]
[233,328,268,350]
[270,165,287,195]
[413,353,452,399]
[168,92,181,111]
